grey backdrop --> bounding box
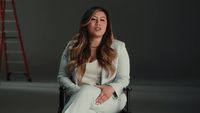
[1,0,199,82]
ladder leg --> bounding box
[12,0,31,81]
[24,73,31,82]
[3,32,11,81]
[0,0,3,71]
[6,72,11,81]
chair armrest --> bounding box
[59,86,66,91]
[123,86,132,92]
[58,86,66,113]
[123,86,132,112]
[125,87,132,91]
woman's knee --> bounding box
[118,93,127,110]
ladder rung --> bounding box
[6,31,17,33]
[8,61,24,64]
[6,36,18,38]
[0,31,17,33]
[0,20,16,23]
[5,10,14,12]
[5,40,19,43]
[2,0,12,2]
[6,51,21,54]
[9,71,25,74]
[0,10,14,13]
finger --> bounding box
[101,95,108,102]
[96,93,104,104]
[95,85,102,89]
[96,92,104,101]
[97,95,108,105]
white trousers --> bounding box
[62,85,127,113]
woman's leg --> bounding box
[62,85,101,113]
[62,85,127,113]
[90,93,127,113]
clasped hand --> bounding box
[95,85,114,105]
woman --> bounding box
[57,6,130,113]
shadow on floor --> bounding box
[0,79,200,113]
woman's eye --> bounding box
[91,18,96,20]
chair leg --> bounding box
[58,86,65,113]
[57,107,62,113]
[120,109,132,113]
[123,87,132,113]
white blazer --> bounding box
[57,39,130,98]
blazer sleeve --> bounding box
[108,42,130,97]
[57,43,80,95]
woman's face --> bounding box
[87,10,107,39]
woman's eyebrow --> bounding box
[92,15,106,18]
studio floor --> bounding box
[0,78,200,113]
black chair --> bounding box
[58,86,132,113]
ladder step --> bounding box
[1,0,12,2]
[0,31,17,33]
[6,51,21,54]
[6,36,18,39]
[2,0,12,2]
[0,20,16,23]
[0,10,14,13]
[5,40,19,43]
[8,61,24,64]
[9,71,25,74]
[5,31,17,33]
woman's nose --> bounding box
[95,20,100,26]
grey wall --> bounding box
[132,0,200,79]
[3,0,198,82]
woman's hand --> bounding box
[95,85,114,105]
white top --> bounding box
[80,60,101,86]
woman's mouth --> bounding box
[95,27,101,31]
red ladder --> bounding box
[0,0,31,82]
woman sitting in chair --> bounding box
[57,6,130,113]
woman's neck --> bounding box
[90,37,102,48]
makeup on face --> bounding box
[87,11,107,38]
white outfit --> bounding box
[80,60,101,86]
[62,85,127,113]
[57,39,130,113]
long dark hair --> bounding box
[67,6,117,81]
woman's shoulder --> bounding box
[62,40,75,53]
[65,40,76,49]
[112,39,125,48]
